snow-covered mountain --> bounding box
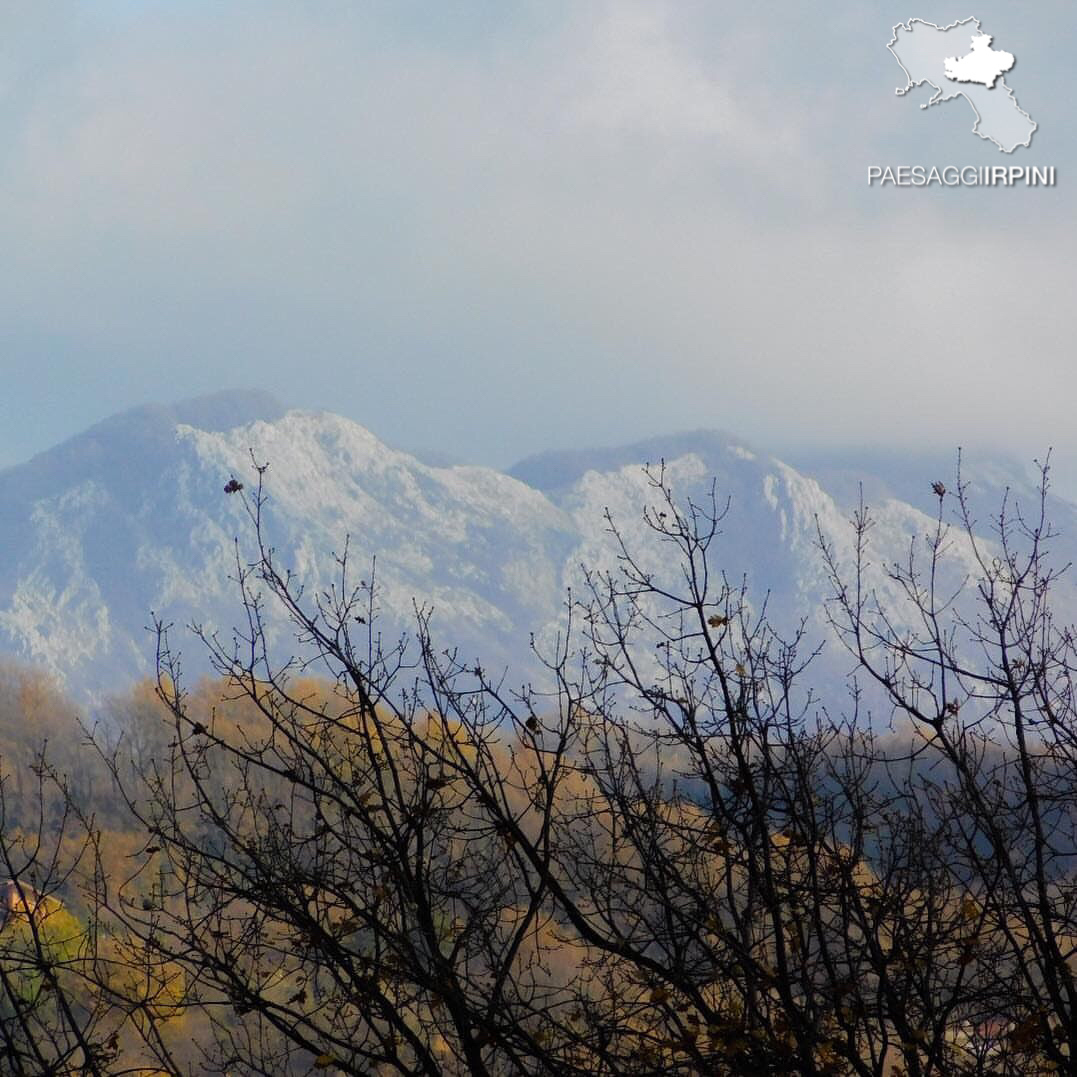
[2,392,1074,704]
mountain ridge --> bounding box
[1,394,1073,705]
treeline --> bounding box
[0,464,1075,1075]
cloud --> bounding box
[567,4,736,137]
[0,2,1073,480]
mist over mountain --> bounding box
[2,392,1074,706]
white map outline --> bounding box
[887,17,1037,153]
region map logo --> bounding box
[889,17,1036,153]
[869,16,1053,188]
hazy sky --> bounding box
[1,1,1075,478]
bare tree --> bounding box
[0,742,180,1075]
[822,459,1077,1074]
[77,457,1077,1076]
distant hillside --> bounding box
[1,392,1075,704]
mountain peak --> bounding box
[509,428,761,492]
[164,389,288,433]
[78,388,288,448]
[1,389,286,478]
[2,402,1076,706]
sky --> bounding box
[1,1,1075,483]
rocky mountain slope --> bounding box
[2,392,1073,706]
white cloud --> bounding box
[0,2,1073,477]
